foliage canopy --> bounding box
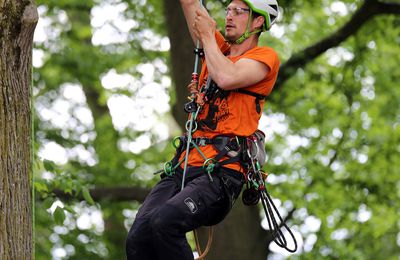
[33,0,400,259]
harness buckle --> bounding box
[197,137,208,146]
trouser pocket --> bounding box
[219,169,245,209]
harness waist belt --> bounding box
[182,136,236,147]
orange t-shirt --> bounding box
[181,31,280,173]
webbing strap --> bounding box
[201,78,266,113]
[237,89,266,100]
[182,136,214,146]
[206,137,243,171]
[237,89,266,113]
[160,135,243,177]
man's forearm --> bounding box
[202,37,238,90]
[180,0,197,5]
[180,0,201,44]
[202,34,269,91]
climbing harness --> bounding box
[156,73,297,258]
[156,80,297,257]
[158,127,298,255]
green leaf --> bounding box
[53,206,65,225]
[33,159,44,174]
[34,181,49,193]
[43,159,55,172]
[63,204,76,214]
[43,197,54,209]
[82,186,95,205]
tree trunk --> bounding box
[197,203,269,260]
[163,0,197,128]
[0,1,37,259]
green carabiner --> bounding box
[163,161,174,177]
[251,180,259,190]
[202,158,216,182]
[172,136,181,149]
[256,161,261,171]
[202,158,215,172]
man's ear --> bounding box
[253,16,265,30]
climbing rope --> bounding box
[193,227,214,260]
[179,109,214,259]
[180,1,216,258]
[181,104,200,190]
[260,186,297,252]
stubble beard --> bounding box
[225,31,239,43]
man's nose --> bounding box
[226,14,233,22]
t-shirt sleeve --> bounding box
[244,47,280,73]
[241,47,280,96]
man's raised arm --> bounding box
[180,0,202,45]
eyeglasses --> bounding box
[225,7,250,17]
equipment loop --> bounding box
[172,136,181,149]
[202,158,216,181]
[185,116,198,133]
[163,161,174,177]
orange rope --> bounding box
[194,226,214,260]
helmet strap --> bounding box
[231,9,262,45]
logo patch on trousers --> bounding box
[184,197,198,213]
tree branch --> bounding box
[275,0,400,90]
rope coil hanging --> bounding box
[243,140,298,253]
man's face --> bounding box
[225,0,251,42]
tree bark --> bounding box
[0,0,37,259]
[197,203,269,260]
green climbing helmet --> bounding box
[241,0,279,30]
[228,0,279,44]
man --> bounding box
[126,0,280,259]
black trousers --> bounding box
[125,166,244,260]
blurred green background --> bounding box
[33,0,400,259]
